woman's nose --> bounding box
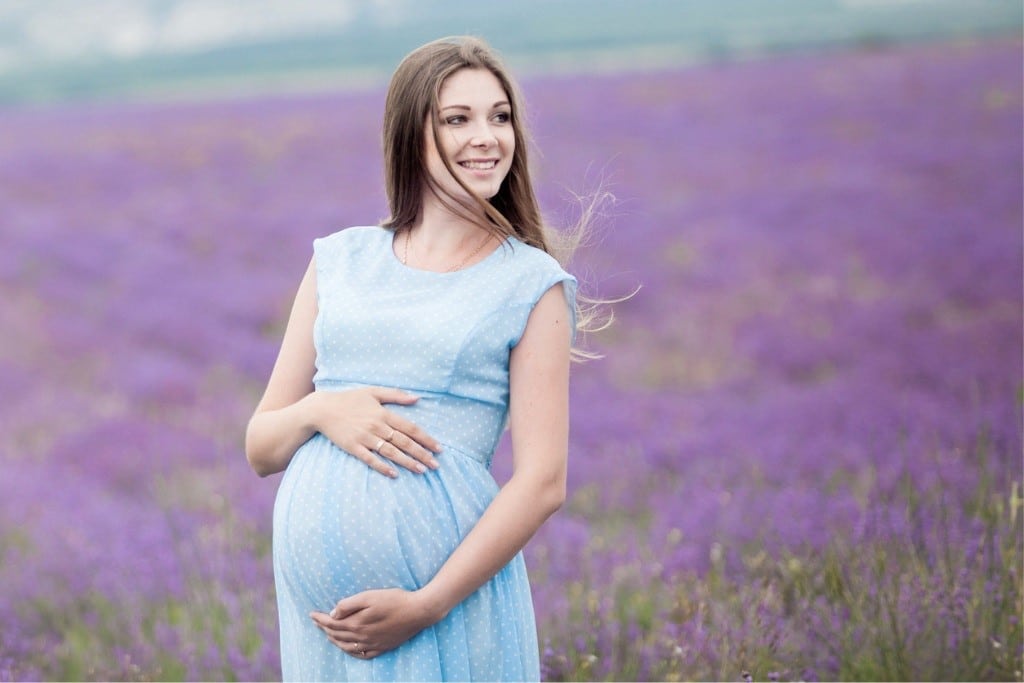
[468,123,497,147]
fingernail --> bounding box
[415,463,426,473]
[429,458,439,469]
[389,469,398,478]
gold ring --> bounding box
[373,438,386,452]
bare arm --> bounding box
[416,283,571,612]
[244,258,320,476]
[313,283,572,656]
[245,257,441,478]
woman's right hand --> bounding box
[307,387,442,478]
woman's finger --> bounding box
[365,436,423,473]
[377,441,429,473]
[310,611,384,658]
[385,414,442,453]
[325,628,362,646]
[353,445,397,478]
[347,642,377,659]
[368,387,420,405]
[310,614,362,642]
[323,630,376,659]
[385,433,439,470]
[331,595,367,620]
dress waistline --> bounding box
[313,380,503,467]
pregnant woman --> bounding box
[245,36,592,681]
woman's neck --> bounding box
[417,194,487,237]
[414,196,490,244]
[401,199,497,272]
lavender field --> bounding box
[1,38,1021,681]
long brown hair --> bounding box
[381,36,616,356]
[381,36,548,249]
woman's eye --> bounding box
[493,111,511,123]
[444,115,467,125]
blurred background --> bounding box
[1,0,1021,105]
[1,2,1021,682]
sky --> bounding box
[1,0,1019,105]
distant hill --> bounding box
[1,0,1020,106]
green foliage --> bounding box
[539,467,1023,682]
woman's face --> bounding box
[423,67,515,205]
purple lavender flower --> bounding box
[0,37,1019,682]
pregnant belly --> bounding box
[272,433,498,609]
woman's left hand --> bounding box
[310,588,438,659]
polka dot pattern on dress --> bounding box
[273,226,577,681]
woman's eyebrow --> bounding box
[440,100,510,111]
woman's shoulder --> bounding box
[313,225,387,251]
[499,235,577,303]
[312,225,392,266]
[502,235,570,276]
[505,236,575,282]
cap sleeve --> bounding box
[509,253,578,348]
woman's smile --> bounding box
[458,158,500,171]
[423,67,516,204]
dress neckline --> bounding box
[382,226,508,276]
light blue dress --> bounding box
[272,226,577,682]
